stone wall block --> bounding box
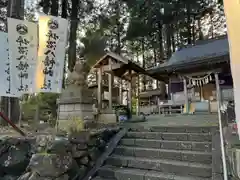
[68,131,90,144]
[0,128,119,180]
[27,153,72,177]
[0,138,31,176]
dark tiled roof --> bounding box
[149,36,229,73]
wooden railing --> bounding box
[139,104,184,115]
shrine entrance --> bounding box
[148,36,232,115]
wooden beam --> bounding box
[102,63,122,72]
[92,52,128,69]
[180,69,222,77]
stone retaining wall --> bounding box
[0,128,119,180]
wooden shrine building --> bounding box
[148,35,233,114]
[91,52,159,122]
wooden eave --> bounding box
[92,52,128,69]
[92,52,165,82]
[88,83,128,92]
[149,55,229,79]
[139,89,162,98]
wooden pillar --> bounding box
[200,85,204,101]
[215,73,222,103]
[183,77,189,114]
[97,67,102,110]
[128,70,132,113]
[108,58,113,110]
[169,78,172,100]
[119,78,123,104]
[136,75,140,115]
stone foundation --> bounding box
[98,112,117,124]
[57,83,95,130]
[58,103,93,120]
[0,128,119,180]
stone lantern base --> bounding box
[57,84,94,130]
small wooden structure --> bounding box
[148,36,232,114]
[92,52,157,120]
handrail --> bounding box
[0,111,25,136]
[73,128,129,180]
[215,73,228,180]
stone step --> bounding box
[130,126,213,133]
[120,138,212,152]
[106,155,212,178]
[125,132,212,142]
[98,166,211,180]
[92,177,116,180]
[114,146,212,164]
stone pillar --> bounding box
[97,67,103,110]
[183,77,189,114]
[128,70,132,113]
[108,58,113,110]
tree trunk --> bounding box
[186,4,192,44]
[141,37,146,91]
[153,44,157,65]
[42,0,50,14]
[157,22,163,60]
[166,24,172,58]
[171,25,175,53]
[61,0,68,89]
[156,23,166,98]
[50,0,59,16]
[152,43,159,89]
[210,12,214,38]
[61,0,68,18]
[68,0,79,72]
[198,18,203,40]
[116,1,121,54]
[192,16,196,44]
[176,21,180,47]
[192,19,196,44]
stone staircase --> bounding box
[93,126,220,180]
